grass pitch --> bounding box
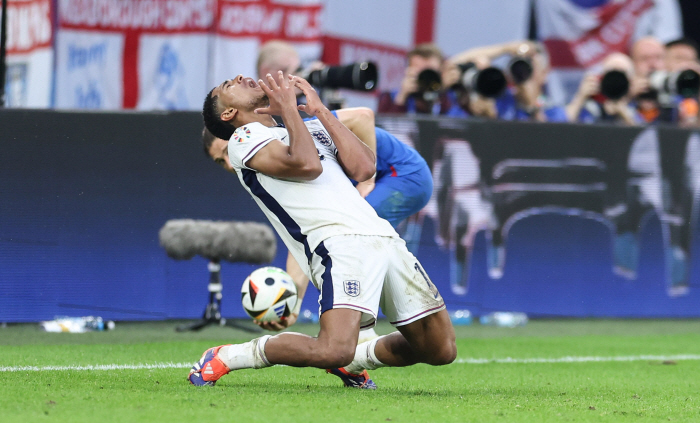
[1,319,699,423]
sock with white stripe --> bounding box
[343,335,387,375]
[219,335,272,370]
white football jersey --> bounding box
[227,120,398,276]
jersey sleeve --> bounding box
[227,122,278,170]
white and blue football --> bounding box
[241,266,298,322]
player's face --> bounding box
[213,74,265,111]
[208,137,234,173]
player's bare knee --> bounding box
[425,339,457,366]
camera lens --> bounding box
[676,69,700,98]
[307,62,378,91]
[509,57,533,84]
[417,69,442,93]
[473,67,507,98]
[600,70,629,100]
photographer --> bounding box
[448,40,567,122]
[629,36,700,126]
[257,40,376,110]
[377,43,448,114]
[566,52,640,125]
[663,38,700,127]
[495,42,567,122]
[665,38,700,73]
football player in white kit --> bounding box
[188,71,456,389]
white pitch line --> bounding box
[0,362,192,372]
[454,354,700,364]
[2,355,699,372]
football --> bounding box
[241,266,298,322]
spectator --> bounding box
[630,36,666,123]
[256,40,301,80]
[630,36,700,126]
[631,36,666,77]
[664,38,699,71]
[566,52,640,125]
[376,43,447,115]
[447,40,567,121]
[664,38,700,126]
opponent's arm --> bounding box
[334,107,377,197]
[246,72,322,181]
[257,251,310,331]
[334,107,377,155]
[293,76,376,182]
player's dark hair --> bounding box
[665,37,700,56]
[201,127,217,157]
[202,89,236,140]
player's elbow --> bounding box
[296,161,323,180]
[351,162,376,183]
[355,107,375,122]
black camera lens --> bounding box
[458,63,506,98]
[307,62,378,91]
[473,67,507,98]
[600,70,629,100]
[676,69,700,98]
[509,57,533,84]
[417,69,442,93]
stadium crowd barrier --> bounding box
[1,110,699,322]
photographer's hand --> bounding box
[629,75,649,97]
[395,67,419,106]
[565,73,599,122]
[603,99,636,125]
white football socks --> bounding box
[220,335,272,370]
[358,327,380,344]
[343,335,387,375]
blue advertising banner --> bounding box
[1,110,698,322]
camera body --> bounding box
[415,68,443,102]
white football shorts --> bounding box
[309,234,445,328]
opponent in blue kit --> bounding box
[190,72,455,389]
[345,119,432,229]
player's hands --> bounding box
[255,71,298,116]
[255,312,298,331]
[355,178,376,198]
[291,75,327,116]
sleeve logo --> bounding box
[233,126,252,143]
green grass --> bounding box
[1,320,700,422]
